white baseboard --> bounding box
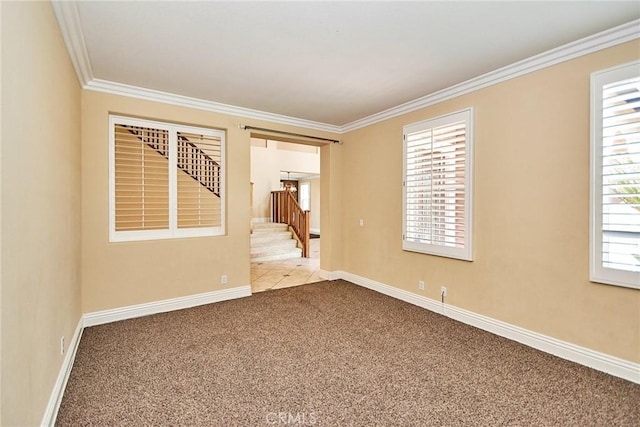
[42,275,639,426]
[41,318,84,427]
[310,228,320,235]
[318,269,341,281]
[333,270,640,385]
[252,217,270,224]
[83,285,252,327]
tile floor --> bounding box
[251,238,321,293]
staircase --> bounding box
[121,124,221,197]
[251,223,302,262]
[271,189,310,257]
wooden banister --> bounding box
[271,189,310,257]
[123,125,221,197]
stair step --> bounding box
[250,222,301,262]
[253,222,289,231]
[251,231,293,244]
[251,247,302,263]
[252,230,290,238]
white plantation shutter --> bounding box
[403,109,473,260]
[177,131,223,229]
[591,61,640,289]
[113,124,170,232]
[110,116,225,242]
[601,77,640,271]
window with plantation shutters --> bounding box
[590,62,640,289]
[109,115,225,242]
[402,109,473,261]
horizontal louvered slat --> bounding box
[110,115,226,241]
[599,73,640,274]
[403,110,471,260]
[114,124,169,231]
[177,131,222,229]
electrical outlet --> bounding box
[60,337,65,355]
[418,280,425,290]
[221,275,228,285]
[440,286,447,297]
[359,219,364,227]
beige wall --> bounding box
[82,91,249,312]
[81,91,339,313]
[250,139,320,220]
[321,143,343,273]
[307,178,321,232]
[0,1,3,421]
[250,140,280,220]
[0,2,4,421]
[340,40,640,363]
[1,2,82,425]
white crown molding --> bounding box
[51,0,92,86]
[53,2,638,135]
[85,79,342,133]
[83,285,252,327]
[340,19,640,132]
[330,270,640,384]
[40,319,84,427]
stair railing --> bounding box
[176,136,221,196]
[271,189,310,257]
[124,125,221,197]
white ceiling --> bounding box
[69,1,639,127]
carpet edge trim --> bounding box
[82,285,252,327]
[336,270,640,385]
[41,318,84,427]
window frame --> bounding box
[590,61,640,289]
[402,108,474,261]
[299,181,311,211]
[109,115,226,243]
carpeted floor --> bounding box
[57,280,640,426]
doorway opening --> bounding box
[249,136,323,293]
